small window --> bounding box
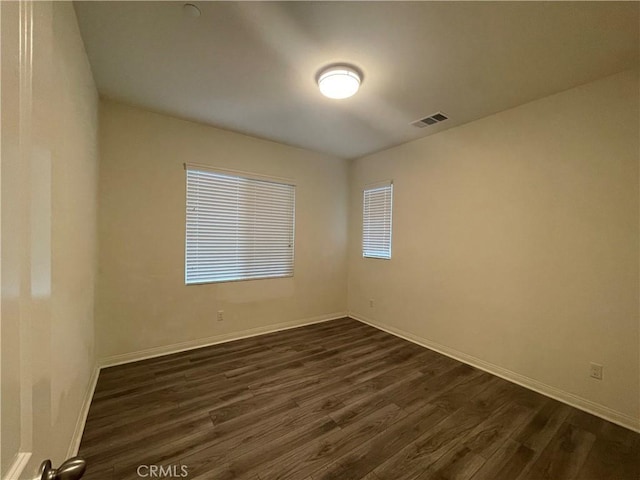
[185,166,295,284]
[362,181,393,259]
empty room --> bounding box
[1,1,638,480]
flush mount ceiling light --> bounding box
[317,65,361,99]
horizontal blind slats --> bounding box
[362,183,393,259]
[186,168,295,284]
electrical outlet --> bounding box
[217,310,224,322]
[590,363,603,380]
[369,299,374,308]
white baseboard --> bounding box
[99,312,348,368]
[2,452,31,480]
[67,365,100,458]
[350,312,640,433]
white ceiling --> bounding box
[74,1,639,159]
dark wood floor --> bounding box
[79,318,639,480]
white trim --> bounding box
[2,452,31,480]
[100,312,347,368]
[350,312,640,433]
[66,365,100,458]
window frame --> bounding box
[362,180,393,260]
[184,164,296,285]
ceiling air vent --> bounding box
[411,112,449,128]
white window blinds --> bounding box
[363,181,393,259]
[185,167,295,284]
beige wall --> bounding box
[1,1,98,476]
[96,101,348,360]
[348,70,639,427]
[48,1,99,462]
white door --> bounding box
[1,2,56,478]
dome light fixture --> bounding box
[317,65,361,99]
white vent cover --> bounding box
[411,112,449,128]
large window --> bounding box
[362,181,393,259]
[185,166,295,284]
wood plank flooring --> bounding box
[79,318,640,480]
